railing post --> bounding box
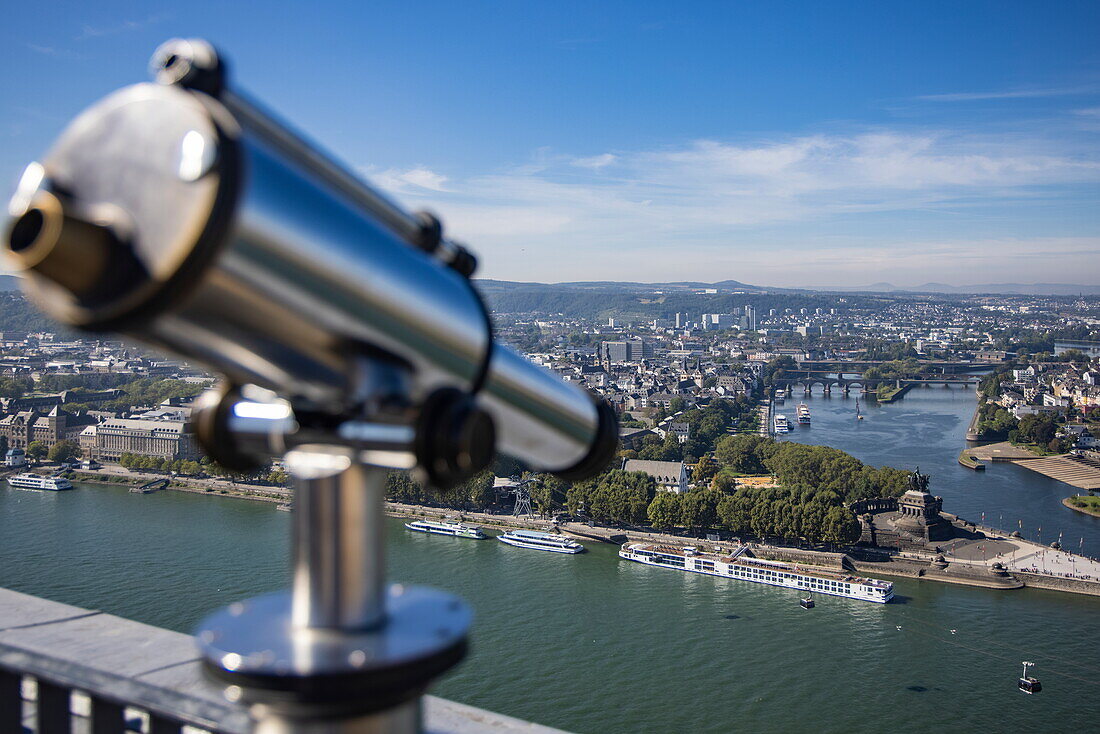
[0,669,21,733]
[90,697,126,734]
[37,680,72,734]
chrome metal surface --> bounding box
[252,699,420,734]
[196,586,470,679]
[285,451,387,631]
[207,383,416,461]
[5,43,611,475]
[146,118,491,411]
[480,345,599,470]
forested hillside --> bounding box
[0,293,69,334]
[476,279,888,319]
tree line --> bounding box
[384,434,910,547]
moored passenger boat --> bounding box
[773,415,790,433]
[619,543,893,603]
[498,529,584,554]
[405,519,486,539]
[5,473,73,491]
[797,403,811,424]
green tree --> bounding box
[822,506,861,545]
[1017,414,1057,446]
[647,491,681,530]
[691,456,720,485]
[678,488,721,534]
[46,440,80,463]
[0,376,33,398]
[565,480,592,517]
[762,356,797,386]
[460,470,495,511]
[714,434,769,473]
[586,470,656,525]
[529,474,568,517]
[26,440,48,462]
[717,494,751,534]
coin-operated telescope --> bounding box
[5,39,616,732]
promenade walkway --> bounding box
[967,442,1100,489]
[967,441,1042,461]
[1023,454,1100,490]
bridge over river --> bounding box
[796,359,998,375]
[774,370,980,395]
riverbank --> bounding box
[383,501,1100,597]
[965,443,1100,490]
[1063,495,1100,518]
[957,449,985,470]
[50,471,1100,598]
[67,470,290,504]
[874,383,912,403]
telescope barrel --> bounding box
[4,39,616,479]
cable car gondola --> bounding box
[1018,661,1041,694]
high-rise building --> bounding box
[600,339,655,364]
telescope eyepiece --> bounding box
[151,38,225,95]
[5,189,143,305]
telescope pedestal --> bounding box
[196,452,470,733]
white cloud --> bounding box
[916,85,1099,102]
[363,129,1100,284]
[571,153,617,169]
[76,13,170,40]
[369,167,449,193]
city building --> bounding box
[621,458,689,494]
[3,448,27,467]
[80,418,200,463]
[0,407,94,450]
[1055,340,1100,358]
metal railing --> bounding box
[0,587,567,734]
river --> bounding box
[2,386,1098,733]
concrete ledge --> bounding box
[0,587,569,733]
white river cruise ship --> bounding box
[5,473,74,491]
[619,543,893,603]
[498,529,584,554]
[404,519,485,539]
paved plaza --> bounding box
[942,535,1100,579]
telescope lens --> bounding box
[8,208,45,253]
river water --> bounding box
[2,386,1099,733]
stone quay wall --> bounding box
[1013,571,1100,597]
[750,545,848,570]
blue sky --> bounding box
[2,1,1099,286]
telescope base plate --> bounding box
[196,584,469,715]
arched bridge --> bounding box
[772,371,980,395]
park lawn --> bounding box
[1065,495,1100,518]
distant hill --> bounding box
[474,279,885,319]
[479,278,764,293]
[811,282,1100,296]
[478,278,1099,299]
